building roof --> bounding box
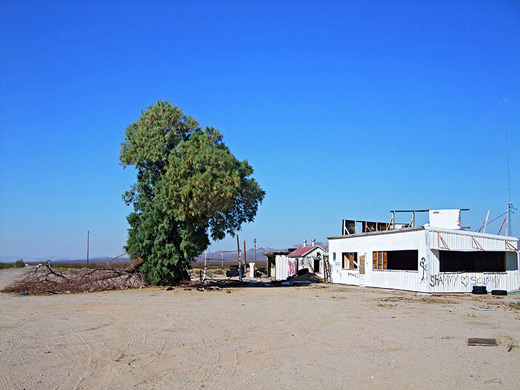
[329,227,424,240]
[264,251,292,256]
[288,245,321,258]
[328,225,519,242]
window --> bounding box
[342,252,358,270]
[314,258,320,273]
[439,251,505,272]
[373,251,387,270]
[333,252,336,261]
[373,250,418,271]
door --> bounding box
[359,255,366,286]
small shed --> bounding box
[268,240,326,280]
[287,242,326,279]
[264,250,292,278]
[328,211,519,293]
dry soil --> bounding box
[1,268,519,389]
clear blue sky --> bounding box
[1,1,519,260]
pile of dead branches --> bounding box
[2,262,149,295]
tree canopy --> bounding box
[120,101,265,285]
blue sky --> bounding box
[1,0,519,260]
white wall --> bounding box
[329,228,520,292]
[275,255,298,280]
[329,229,426,290]
[275,248,327,280]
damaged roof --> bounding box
[288,245,322,258]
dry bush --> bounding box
[2,262,148,295]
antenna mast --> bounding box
[505,96,512,236]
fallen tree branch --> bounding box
[126,256,146,273]
[2,263,149,295]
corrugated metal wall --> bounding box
[329,228,520,292]
[425,271,519,293]
[275,255,289,280]
[329,229,426,290]
[369,270,421,291]
[426,227,518,252]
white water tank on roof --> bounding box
[429,209,461,229]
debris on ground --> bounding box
[2,262,148,295]
[467,338,498,346]
[287,272,323,283]
[380,296,414,302]
[377,303,397,308]
[471,306,495,311]
[432,293,471,297]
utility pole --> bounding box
[86,231,90,269]
[254,238,257,269]
[236,234,242,281]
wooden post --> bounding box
[236,235,241,267]
[306,257,315,273]
[236,235,242,281]
[324,255,328,283]
[203,250,207,282]
[86,231,90,269]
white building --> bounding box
[328,210,519,293]
[272,240,327,281]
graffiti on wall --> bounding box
[419,257,428,282]
[429,273,504,289]
[288,260,296,276]
[347,272,359,278]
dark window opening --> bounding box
[373,250,418,271]
[439,251,506,272]
[342,252,358,270]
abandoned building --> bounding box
[328,209,520,293]
[266,240,327,281]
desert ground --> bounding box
[1,267,519,390]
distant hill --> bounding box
[194,247,282,263]
[1,243,328,266]
[53,256,131,265]
[193,243,328,264]
[0,256,131,265]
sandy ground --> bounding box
[1,268,519,390]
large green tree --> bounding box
[120,101,265,285]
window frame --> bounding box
[373,250,418,271]
[373,251,388,270]
[342,252,358,270]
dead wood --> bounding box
[126,256,146,273]
[2,261,149,295]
